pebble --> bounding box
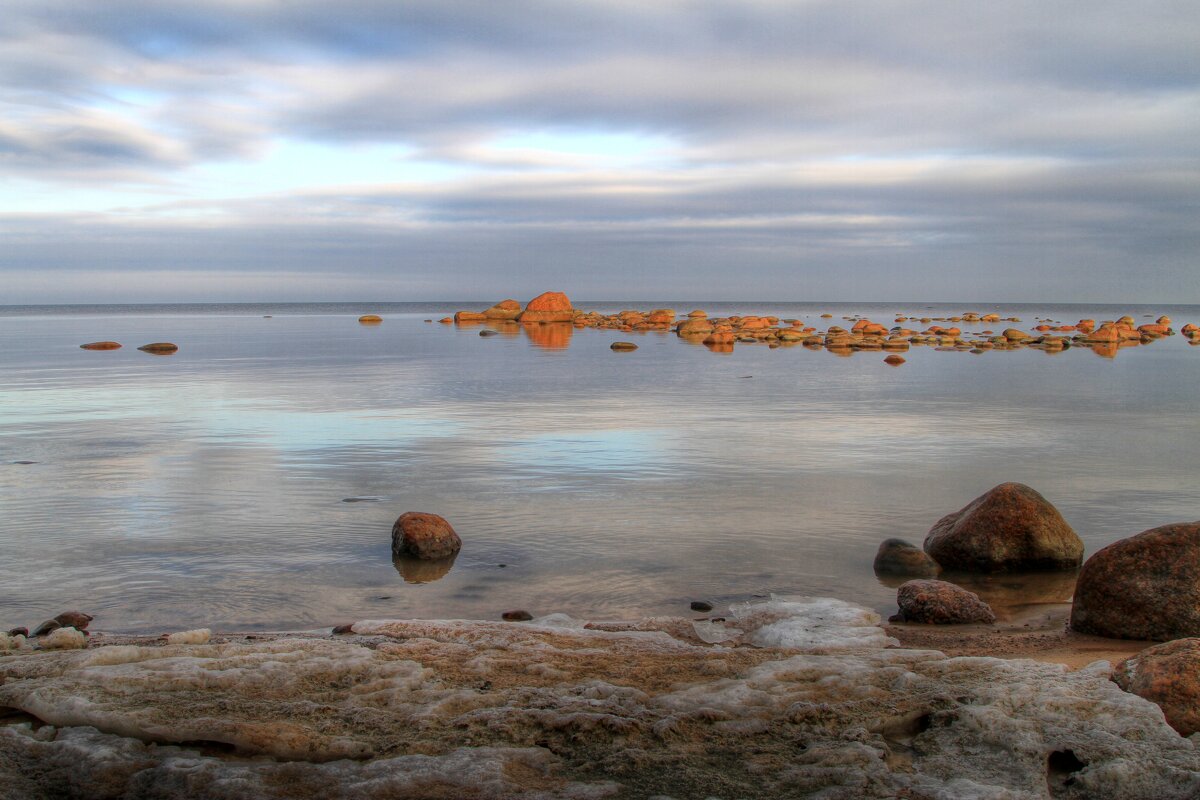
[79,341,122,350]
[610,341,638,351]
[502,610,534,621]
[137,342,179,354]
[11,461,36,465]
[480,330,499,337]
[690,601,714,612]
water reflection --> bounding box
[394,555,458,584]
[875,570,1078,622]
[523,322,573,350]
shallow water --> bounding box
[0,301,1197,633]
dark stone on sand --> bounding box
[332,623,355,635]
[895,579,996,624]
[874,538,940,577]
[610,341,638,351]
[54,611,92,630]
[391,512,462,561]
[690,601,714,612]
[7,628,28,637]
[1071,521,1200,641]
[1113,638,1200,736]
[502,610,534,621]
[32,620,61,637]
[923,482,1082,572]
[137,342,178,354]
[80,341,122,350]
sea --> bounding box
[1,301,1196,633]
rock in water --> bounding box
[79,341,122,350]
[923,482,1082,572]
[137,342,178,354]
[1071,521,1200,640]
[483,299,522,320]
[357,314,382,323]
[873,538,940,577]
[391,512,462,560]
[519,291,574,323]
[610,341,637,351]
[1113,638,1200,736]
[895,579,996,624]
[501,610,533,621]
[32,620,60,637]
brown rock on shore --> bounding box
[1113,638,1200,736]
[520,291,574,323]
[1071,521,1200,640]
[923,482,1082,572]
[895,579,996,624]
[391,512,462,561]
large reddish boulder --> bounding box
[1113,639,1200,736]
[484,299,522,320]
[676,318,715,336]
[391,512,462,561]
[923,483,1082,572]
[895,580,995,624]
[520,292,574,323]
[1070,522,1200,640]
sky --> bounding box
[1,1,1198,303]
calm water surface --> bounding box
[1,302,1197,632]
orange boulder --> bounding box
[521,291,574,323]
[484,299,522,320]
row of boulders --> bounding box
[80,342,179,353]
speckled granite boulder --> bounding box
[895,579,996,624]
[1071,522,1200,640]
[924,482,1082,572]
[1113,638,1200,736]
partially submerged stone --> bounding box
[895,579,996,624]
[873,538,940,577]
[1113,638,1200,736]
[519,291,574,323]
[1071,521,1200,640]
[610,341,638,351]
[391,512,462,560]
[924,482,1083,572]
[137,342,178,354]
[483,299,522,320]
[357,314,382,323]
[79,341,122,350]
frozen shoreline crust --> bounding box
[0,597,1197,799]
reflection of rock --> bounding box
[523,322,573,349]
[0,599,1196,798]
[391,512,462,561]
[520,292,574,323]
[924,482,1082,572]
[394,554,457,584]
[1071,521,1200,640]
[936,570,1076,618]
[895,579,995,624]
[1114,638,1200,736]
[873,539,940,577]
[704,341,734,354]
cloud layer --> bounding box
[2,1,1198,301]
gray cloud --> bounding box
[0,1,1197,301]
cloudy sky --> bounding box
[2,1,1198,303]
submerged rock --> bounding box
[1113,638,1200,736]
[0,598,1196,798]
[873,538,940,577]
[1071,521,1200,640]
[924,482,1083,572]
[895,579,996,624]
[391,512,462,561]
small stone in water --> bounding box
[11,461,36,465]
[332,624,355,635]
[690,601,714,612]
[502,610,533,622]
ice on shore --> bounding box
[0,599,1197,798]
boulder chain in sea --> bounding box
[895,579,996,624]
[391,512,462,561]
[1071,521,1200,640]
[0,599,1196,798]
[1113,638,1200,736]
[519,291,574,323]
[137,342,179,354]
[873,538,940,577]
[923,482,1083,572]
